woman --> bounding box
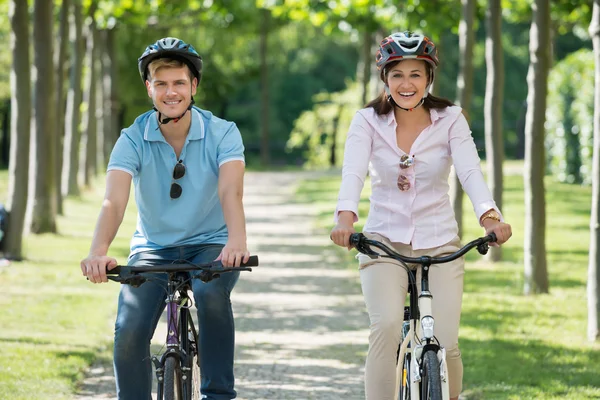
[330,31,512,400]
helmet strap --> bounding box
[154,98,195,127]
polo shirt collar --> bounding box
[143,108,205,142]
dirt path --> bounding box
[75,171,368,399]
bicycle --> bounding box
[106,256,259,400]
[349,232,496,400]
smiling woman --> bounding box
[330,30,512,400]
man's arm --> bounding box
[80,170,132,283]
[217,160,249,267]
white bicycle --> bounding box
[350,232,496,400]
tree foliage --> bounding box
[546,49,594,184]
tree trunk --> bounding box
[80,17,98,187]
[259,8,270,166]
[28,0,57,234]
[484,0,505,261]
[524,0,550,295]
[588,0,600,342]
[330,104,343,167]
[5,0,31,259]
[450,0,475,238]
[100,26,117,165]
[359,29,374,107]
[96,36,105,170]
[1,101,9,167]
[54,0,70,215]
[62,0,84,197]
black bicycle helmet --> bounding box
[138,37,203,83]
[376,31,438,81]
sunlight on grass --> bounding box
[297,164,600,399]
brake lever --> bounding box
[476,242,489,255]
[355,241,380,257]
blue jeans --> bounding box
[113,244,240,400]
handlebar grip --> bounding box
[107,266,121,275]
[241,255,259,267]
[488,232,498,243]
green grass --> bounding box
[0,175,136,399]
[297,165,600,399]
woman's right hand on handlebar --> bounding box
[330,211,356,250]
[81,255,118,284]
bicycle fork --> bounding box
[397,265,451,399]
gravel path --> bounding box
[75,171,369,400]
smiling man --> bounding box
[80,37,250,400]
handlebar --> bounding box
[349,233,496,265]
[106,255,259,286]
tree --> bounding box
[100,24,119,162]
[524,0,550,294]
[259,7,270,166]
[62,0,84,197]
[450,0,475,238]
[5,0,31,259]
[588,0,600,342]
[28,0,57,234]
[55,0,71,214]
[484,0,505,261]
[79,3,99,187]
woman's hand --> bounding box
[330,211,357,250]
[483,220,512,247]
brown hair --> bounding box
[366,60,454,115]
[147,58,195,82]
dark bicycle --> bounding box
[349,233,496,400]
[107,256,259,400]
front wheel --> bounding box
[421,350,442,400]
[163,355,183,400]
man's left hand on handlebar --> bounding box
[81,254,118,284]
[482,220,512,247]
[216,239,250,267]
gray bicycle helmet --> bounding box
[138,37,203,83]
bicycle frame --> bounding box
[350,233,494,400]
[154,272,198,400]
[395,264,450,400]
[106,256,258,400]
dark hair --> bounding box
[366,59,454,115]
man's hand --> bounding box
[81,255,118,283]
[217,239,250,267]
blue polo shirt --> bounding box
[107,106,245,255]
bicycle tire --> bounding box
[399,353,411,400]
[164,355,183,400]
[421,350,442,400]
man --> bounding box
[80,37,250,400]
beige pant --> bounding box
[358,233,464,399]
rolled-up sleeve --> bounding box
[448,112,503,223]
[334,111,373,223]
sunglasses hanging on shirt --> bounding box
[397,154,415,192]
[170,159,186,199]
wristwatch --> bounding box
[480,209,501,224]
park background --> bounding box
[1,0,600,399]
